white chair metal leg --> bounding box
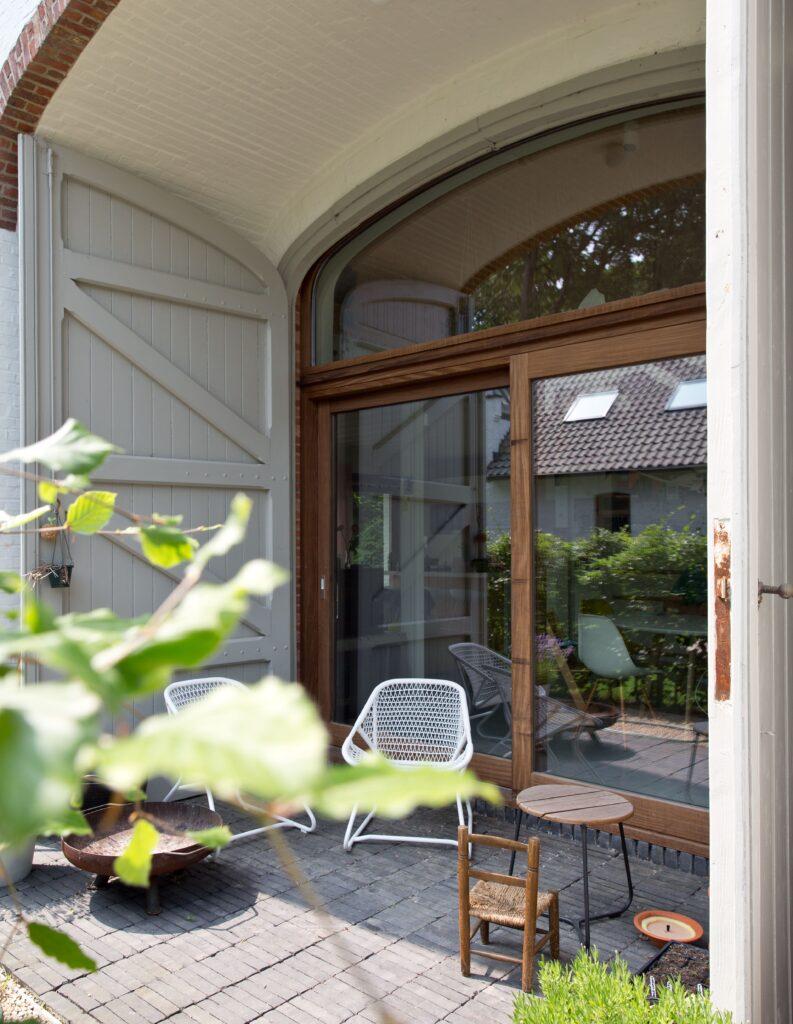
[227,799,317,844]
[344,796,469,852]
[343,806,358,851]
[303,804,317,833]
[162,783,315,844]
[344,807,376,851]
[163,779,182,802]
[456,796,473,856]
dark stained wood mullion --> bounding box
[302,310,706,402]
[300,283,705,384]
[510,353,534,794]
[316,402,333,722]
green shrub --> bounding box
[512,949,732,1024]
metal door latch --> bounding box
[758,581,793,603]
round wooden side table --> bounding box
[510,783,635,949]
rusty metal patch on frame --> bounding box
[713,518,731,701]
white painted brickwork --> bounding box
[0,226,19,604]
[0,0,39,67]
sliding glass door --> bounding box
[327,351,709,816]
[524,355,708,809]
[332,388,512,759]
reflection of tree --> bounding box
[346,494,384,567]
[469,180,704,331]
[535,520,708,715]
[538,520,708,614]
[486,532,511,657]
[572,522,707,608]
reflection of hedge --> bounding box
[487,524,713,716]
[486,532,511,657]
[539,521,708,614]
[488,521,707,655]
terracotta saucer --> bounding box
[634,909,704,948]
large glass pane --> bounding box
[314,104,704,364]
[532,356,708,807]
[333,389,511,757]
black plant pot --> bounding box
[47,563,73,588]
[81,775,148,812]
[81,775,114,812]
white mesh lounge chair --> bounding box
[342,678,474,851]
[163,677,316,841]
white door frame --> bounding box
[707,1,793,1020]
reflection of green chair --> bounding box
[577,614,651,741]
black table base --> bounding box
[509,810,634,950]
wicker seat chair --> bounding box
[342,678,474,851]
[163,677,316,842]
[457,826,560,991]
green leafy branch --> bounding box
[0,418,217,571]
[0,420,499,1022]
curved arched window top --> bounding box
[312,101,704,365]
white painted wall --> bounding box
[0,3,38,605]
[0,227,20,609]
[0,0,38,66]
[0,0,39,603]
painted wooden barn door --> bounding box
[18,137,292,717]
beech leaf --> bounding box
[27,922,97,972]
[113,819,158,888]
[139,525,197,568]
[66,491,116,534]
[1,419,119,475]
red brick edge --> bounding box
[0,0,120,231]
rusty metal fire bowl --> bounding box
[62,802,224,914]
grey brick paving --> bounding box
[1,801,708,1022]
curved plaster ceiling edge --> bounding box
[276,39,705,294]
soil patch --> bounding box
[641,941,710,994]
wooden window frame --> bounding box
[298,281,708,856]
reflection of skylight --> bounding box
[564,390,618,422]
[667,379,707,410]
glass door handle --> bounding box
[758,581,793,601]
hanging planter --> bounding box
[40,502,73,588]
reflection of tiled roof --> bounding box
[487,433,511,479]
[487,355,707,478]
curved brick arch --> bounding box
[0,0,119,230]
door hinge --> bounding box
[758,581,793,603]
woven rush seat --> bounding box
[470,880,555,928]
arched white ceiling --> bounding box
[36,0,704,267]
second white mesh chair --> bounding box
[163,677,316,842]
[341,678,474,851]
